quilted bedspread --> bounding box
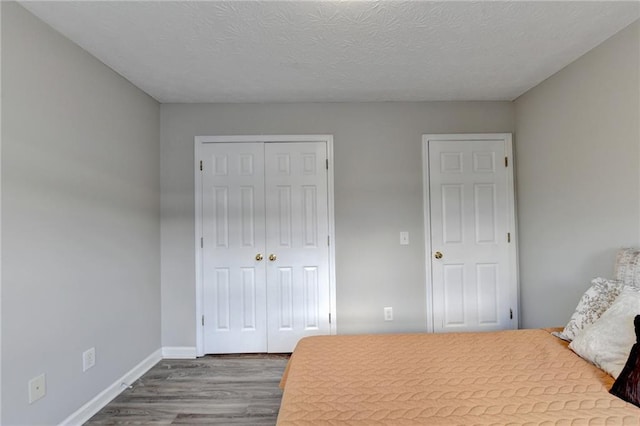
[277,329,640,425]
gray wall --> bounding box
[1,3,161,425]
[514,21,640,328]
[160,102,515,346]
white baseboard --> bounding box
[59,348,162,426]
[162,346,197,359]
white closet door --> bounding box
[429,138,514,333]
[265,142,330,352]
[202,142,268,353]
[200,140,331,354]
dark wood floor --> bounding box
[85,354,289,425]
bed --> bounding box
[278,328,640,424]
[278,249,640,424]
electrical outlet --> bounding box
[384,307,393,321]
[400,231,409,245]
[83,347,96,372]
[28,374,46,404]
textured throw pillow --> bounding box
[569,286,640,378]
[614,248,640,288]
[610,315,640,407]
[553,277,624,342]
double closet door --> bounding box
[201,141,330,353]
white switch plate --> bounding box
[384,307,393,321]
[28,373,46,404]
[83,347,96,372]
[400,231,409,245]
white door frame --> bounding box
[194,135,336,356]
[422,133,519,333]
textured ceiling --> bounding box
[20,1,640,103]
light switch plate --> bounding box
[83,347,96,372]
[384,307,393,321]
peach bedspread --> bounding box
[277,329,640,425]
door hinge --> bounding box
[507,232,511,243]
[202,315,205,326]
[200,160,203,171]
[201,237,203,248]
[326,159,329,170]
[329,313,332,324]
[504,157,508,167]
[510,309,513,320]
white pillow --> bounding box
[614,248,640,287]
[553,277,623,341]
[569,286,640,378]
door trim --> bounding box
[194,135,336,356]
[422,133,519,333]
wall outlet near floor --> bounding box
[400,231,409,245]
[384,307,393,321]
[28,373,46,404]
[83,347,96,372]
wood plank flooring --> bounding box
[85,354,289,425]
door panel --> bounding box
[241,268,257,329]
[265,142,330,352]
[429,139,512,333]
[443,264,466,326]
[276,267,294,330]
[303,267,320,329]
[442,184,463,243]
[475,184,497,243]
[215,268,230,329]
[476,263,498,325]
[276,187,292,247]
[202,143,267,353]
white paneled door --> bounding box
[265,143,331,352]
[425,134,517,333]
[200,140,331,353]
[202,142,267,353]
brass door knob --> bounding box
[434,251,443,259]
[255,254,264,261]
[269,254,277,262]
